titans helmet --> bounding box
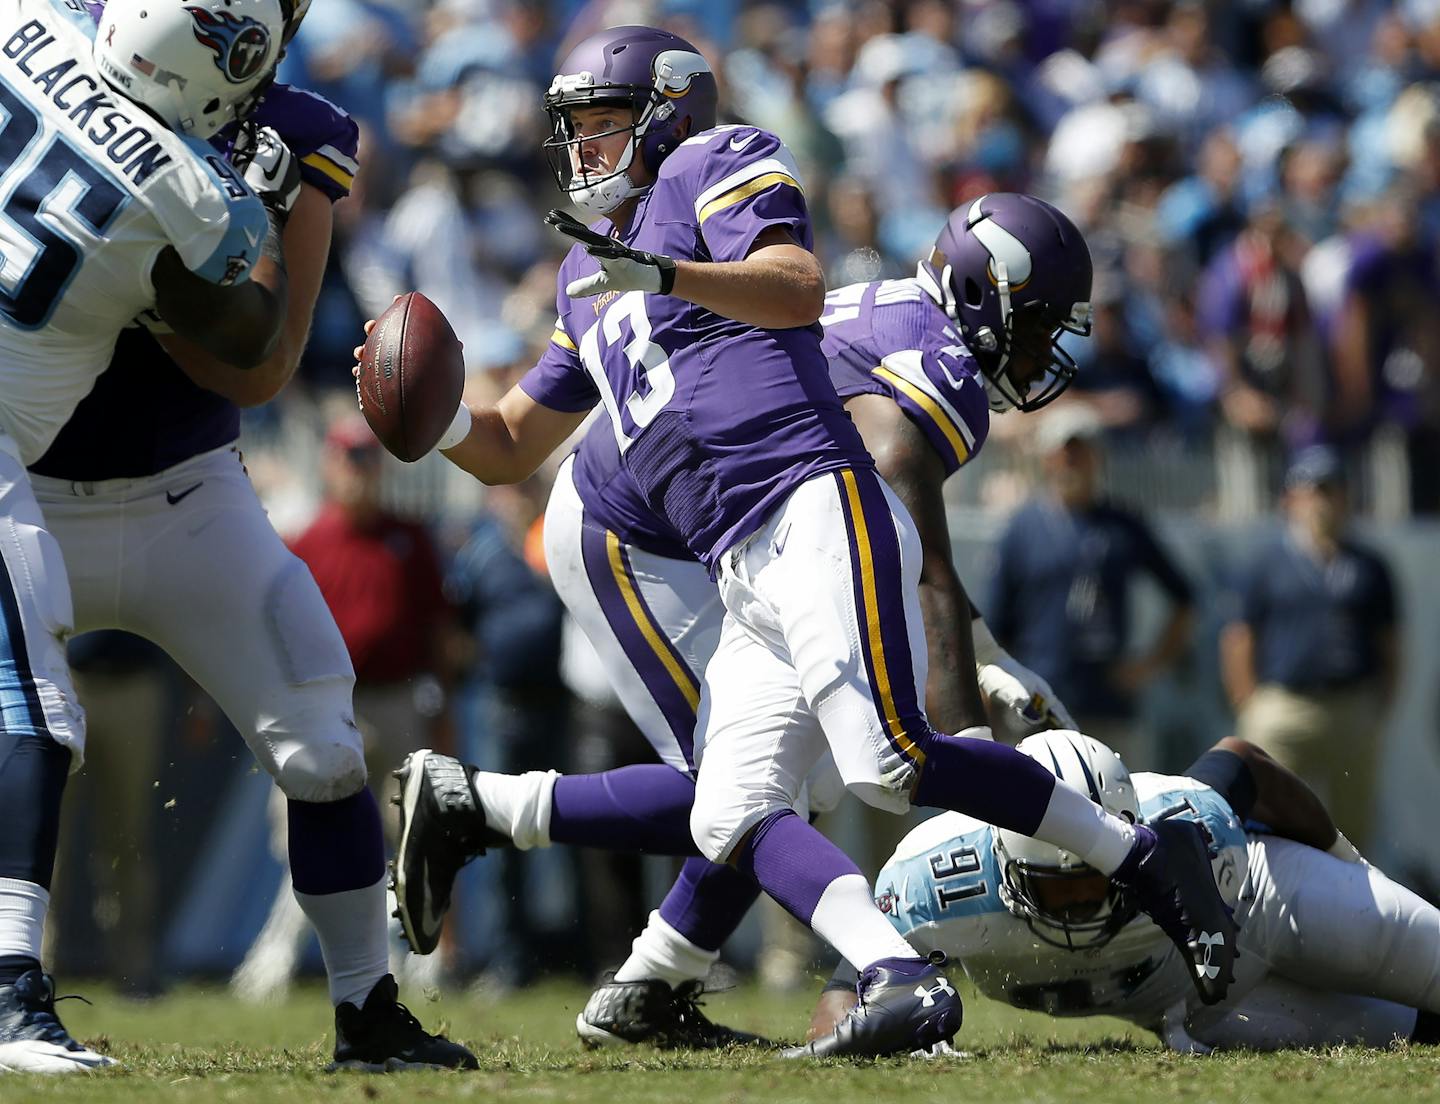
[543,25,718,217]
[993,732,1140,951]
[94,0,286,138]
[917,193,1093,413]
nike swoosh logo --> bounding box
[166,481,204,506]
[729,131,758,152]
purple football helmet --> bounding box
[917,194,1093,413]
[544,25,718,217]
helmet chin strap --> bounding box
[568,134,649,217]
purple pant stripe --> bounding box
[832,470,930,766]
[578,514,698,769]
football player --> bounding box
[373,25,1235,1058]
[396,196,1088,1050]
[1,0,473,1075]
[808,731,1440,1054]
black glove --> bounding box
[545,208,677,297]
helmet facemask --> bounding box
[996,851,1137,951]
[543,87,656,217]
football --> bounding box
[357,291,465,462]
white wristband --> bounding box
[437,401,472,452]
[970,616,1004,667]
[1327,831,1366,865]
[953,725,994,742]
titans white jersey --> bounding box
[875,773,1249,1027]
[0,0,267,463]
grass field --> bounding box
[7,977,1440,1103]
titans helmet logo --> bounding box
[187,7,272,84]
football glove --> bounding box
[971,617,1077,739]
[232,123,303,225]
[546,208,677,298]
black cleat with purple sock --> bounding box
[1113,818,1238,1005]
[782,951,963,1058]
[390,749,503,955]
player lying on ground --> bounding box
[809,730,1440,1053]
[390,192,1088,1049]
[364,24,1238,1058]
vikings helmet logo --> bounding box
[187,6,272,84]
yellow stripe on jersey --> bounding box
[607,531,701,714]
[551,326,577,351]
[697,172,801,225]
[839,469,926,768]
[872,365,970,469]
[300,151,355,190]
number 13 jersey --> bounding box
[0,0,267,464]
[519,126,873,573]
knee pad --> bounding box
[271,720,368,803]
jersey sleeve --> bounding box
[146,138,269,286]
[672,128,810,262]
[871,343,991,475]
[252,84,359,202]
[517,310,598,413]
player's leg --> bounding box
[76,450,471,1069]
[727,469,1235,1003]
[690,608,961,1057]
[0,452,111,1073]
[1187,977,1417,1051]
[1243,835,1440,1014]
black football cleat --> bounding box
[0,970,115,1073]
[576,975,771,1050]
[329,974,477,1071]
[781,952,962,1058]
[390,749,501,955]
[1114,819,1238,1005]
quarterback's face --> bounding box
[568,105,650,186]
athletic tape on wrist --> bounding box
[437,402,472,452]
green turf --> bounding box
[6,978,1440,1103]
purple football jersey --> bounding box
[821,278,990,476]
[521,126,872,571]
[31,84,359,482]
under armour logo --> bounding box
[914,977,956,1007]
[1195,931,1225,980]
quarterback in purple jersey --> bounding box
[401,198,1093,1049]
[383,25,1237,1058]
[8,0,475,1073]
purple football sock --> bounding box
[732,809,863,925]
[550,764,701,855]
[911,731,1057,835]
[657,857,761,952]
[287,789,386,895]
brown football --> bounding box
[357,292,465,463]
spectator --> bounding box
[987,406,1196,767]
[1220,445,1398,851]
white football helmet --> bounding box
[94,0,286,139]
[994,731,1141,950]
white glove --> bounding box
[972,617,1078,740]
[546,208,677,298]
[1159,1002,1212,1055]
[232,123,302,224]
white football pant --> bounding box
[32,445,365,802]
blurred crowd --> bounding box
[48,0,1440,992]
[276,0,1440,517]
